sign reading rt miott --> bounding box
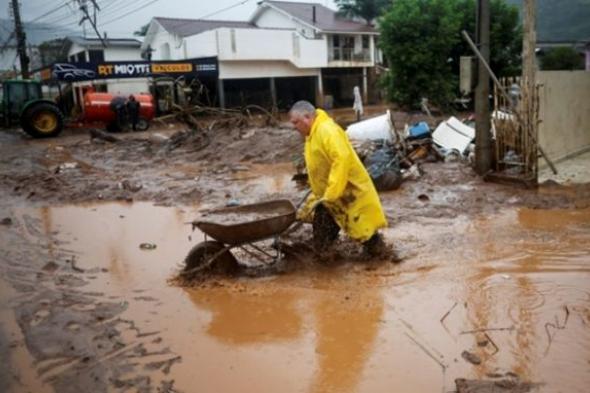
[43,57,218,82]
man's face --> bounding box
[289,112,313,137]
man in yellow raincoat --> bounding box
[289,101,388,256]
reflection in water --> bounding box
[463,208,590,388]
[187,285,384,393]
[310,292,383,393]
[187,289,302,345]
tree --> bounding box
[453,0,522,77]
[335,0,390,25]
[134,23,149,37]
[38,38,68,67]
[540,47,584,70]
[379,0,522,108]
[379,0,461,107]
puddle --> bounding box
[4,202,590,393]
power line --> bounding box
[141,0,253,44]
[97,0,146,20]
[99,0,162,27]
[199,0,251,20]
[28,1,71,23]
[0,32,16,52]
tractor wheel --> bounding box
[183,241,239,276]
[21,103,64,138]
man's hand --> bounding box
[310,198,326,211]
[296,197,325,222]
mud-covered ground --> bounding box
[1,116,590,393]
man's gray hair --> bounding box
[289,100,316,116]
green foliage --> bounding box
[38,38,67,67]
[335,0,390,25]
[379,0,461,107]
[540,47,585,70]
[134,23,149,37]
[453,0,522,76]
[379,0,522,108]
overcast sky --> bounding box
[1,0,338,38]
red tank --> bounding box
[83,91,155,123]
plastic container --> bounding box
[408,122,430,139]
[346,110,396,142]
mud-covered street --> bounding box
[1,122,590,393]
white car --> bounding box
[52,63,96,80]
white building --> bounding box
[65,36,149,105]
[141,0,381,108]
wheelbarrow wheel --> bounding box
[184,241,238,276]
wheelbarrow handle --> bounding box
[296,189,312,210]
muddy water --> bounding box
[6,202,590,393]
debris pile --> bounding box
[346,111,477,191]
[153,104,279,132]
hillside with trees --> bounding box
[505,0,590,41]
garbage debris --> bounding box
[120,180,143,193]
[363,143,402,191]
[461,350,482,365]
[56,162,79,173]
[225,199,240,207]
[455,373,541,393]
[346,110,397,142]
[407,122,431,140]
[432,116,475,154]
[139,243,157,250]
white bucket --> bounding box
[346,110,396,142]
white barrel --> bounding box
[346,110,396,142]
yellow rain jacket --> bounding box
[299,109,387,242]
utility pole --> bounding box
[474,0,491,175]
[11,0,30,79]
[522,0,537,179]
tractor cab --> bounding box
[1,80,63,138]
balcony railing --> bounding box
[329,48,371,62]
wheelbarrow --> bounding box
[182,199,297,276]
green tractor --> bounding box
[0,79,64,138]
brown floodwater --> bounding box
[6,201,590,393]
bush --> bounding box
[379,0,522,108]
[540,47,584,70]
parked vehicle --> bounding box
[83,90,155,132]
[0,80,64,138]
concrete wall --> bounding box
[215,28,327,69]
[185,30,218,58]
[538,71,590,166]
[254,5,316,38]
[105,78,150,95]
[149,23,184,60]
[103,47,142,61]
[219,60,319,79]
[255,6,298,30]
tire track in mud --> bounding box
[0,201,183,393]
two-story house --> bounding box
[141,0,380,109]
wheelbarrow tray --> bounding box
[193,199,296,245]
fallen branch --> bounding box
[544,305,570,356]
[460,326,515,335]
[440,302,458,324]
[484,333,499,356]
[404,332,447,370]
[89,128,120,143]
